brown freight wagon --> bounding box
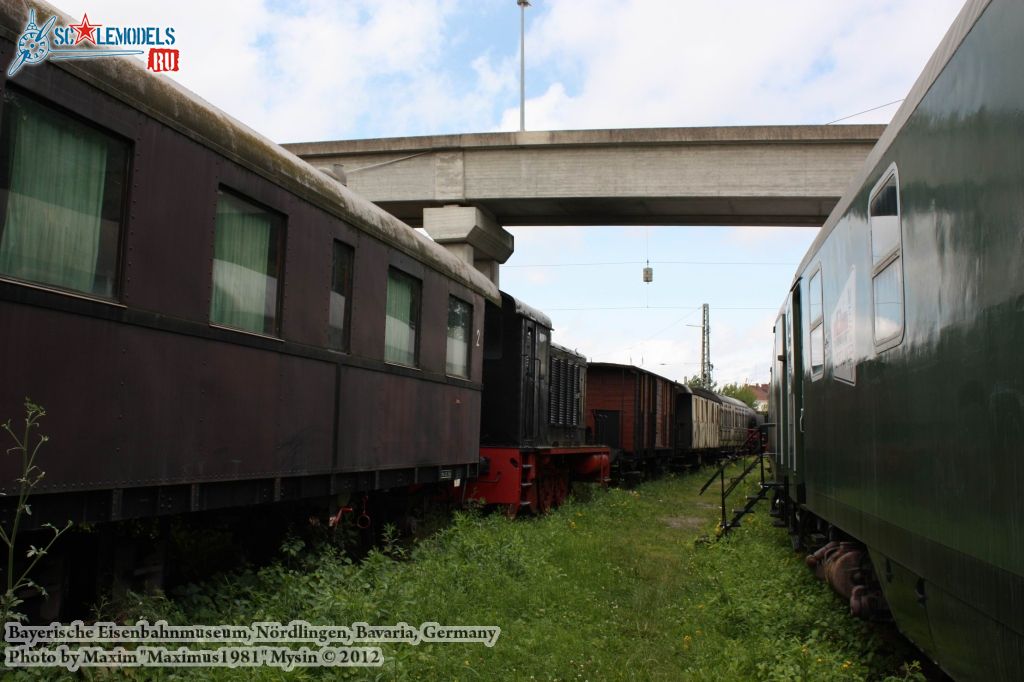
[585,363,675,477]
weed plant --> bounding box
[0,400,71,625]
[82,465,927,680]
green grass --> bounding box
[101,464,925,681]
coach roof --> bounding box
[0,0,500,304]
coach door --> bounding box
[785,283,804,491]
[771,313,787,471]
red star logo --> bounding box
[68,13,101,45]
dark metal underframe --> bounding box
[805,489,1024,641]
[0,462,479,531]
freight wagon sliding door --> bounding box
[594,410,620,450]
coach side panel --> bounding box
[0,48,485,512]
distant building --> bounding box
[746,383,770,413]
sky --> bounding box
[50,0,965,385]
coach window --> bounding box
[809,268,824,378]
[385,268,421,367]
[446,295,472,378]
[0,90,129,299]
[869,166,904,348]
[210,189,284,336]
[328,240,354,351]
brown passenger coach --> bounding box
[0,1,499,529]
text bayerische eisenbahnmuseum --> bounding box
[5,620,501,648]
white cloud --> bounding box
[52,0,507,141]
[505,0,964,130]
[49,0,964,140]
[41,0,966,386]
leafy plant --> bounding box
[104,465,924,680]
[380,522,408,560]
[0,399,71,624]
[721,382,759,409]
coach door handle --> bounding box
[799,409,805,434]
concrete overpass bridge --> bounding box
[283,125,883,283]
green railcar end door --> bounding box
[772,312,787,473]
[785,282,805,501]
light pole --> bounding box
[517,0,530,132]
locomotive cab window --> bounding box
[385,268,421,367]
[869,166,904,348]
[210,189,285,336]
[0,90,130,299]
[328,240,354,351]
[446,295,472,378]
[809,268,824,379]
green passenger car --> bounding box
[769,1,1023,678]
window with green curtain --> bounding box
[328,240,354,351]
[385,268,420,366]
[0,90,128,298]
[210,190,283,335]
[446,296,472,377]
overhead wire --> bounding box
[825,98,904,125]
[587,306,702,361]
[502,260,797,268]
[546,305,777,311]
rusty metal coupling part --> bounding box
[806,540,878,616]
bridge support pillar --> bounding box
[423,205,513,287]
